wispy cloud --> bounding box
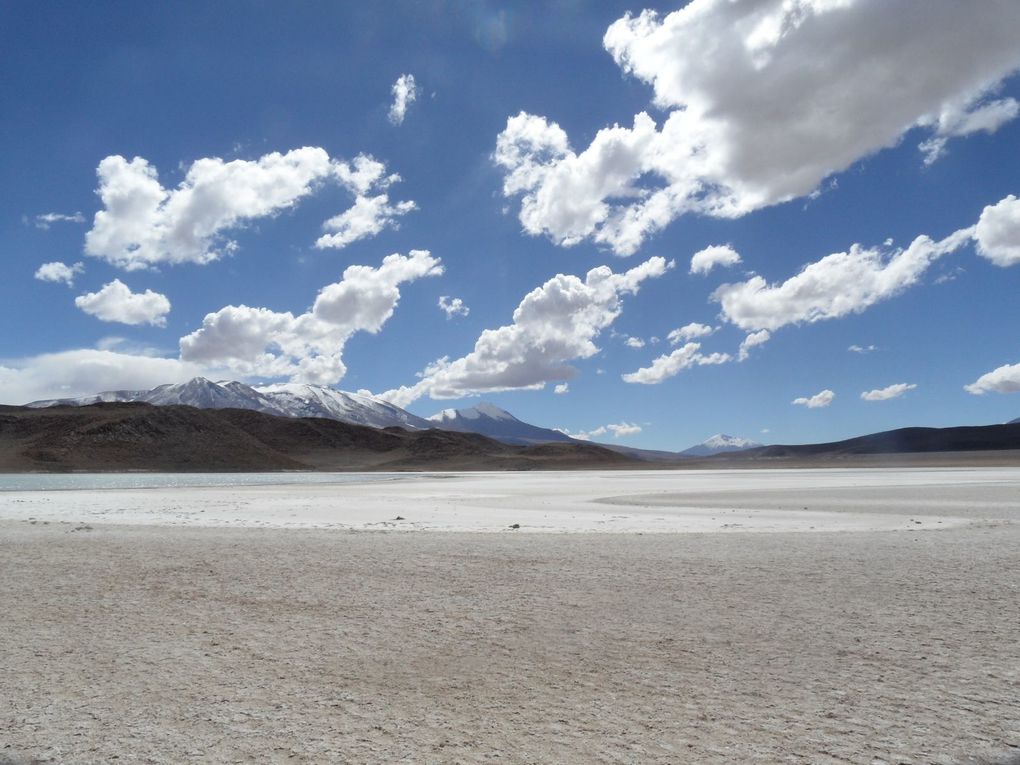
[861,383,916,402]
[31,212,85,230]
[388,73,419,125]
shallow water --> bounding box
[0,471,406,492]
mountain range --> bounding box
[9,377,1020,471]
[28,377,433,431]
[29,377,761,457]
[0,402,633,472]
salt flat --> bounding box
[2,468,1019,764]
[3,467,1018,532]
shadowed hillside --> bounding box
[721,423,1020,460]
[0,403,636,472]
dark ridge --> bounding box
[520,441,627,461]
[732,423,1020,459]
[0,402,639,472]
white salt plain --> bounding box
[4,467,1020,764]
[2,467,1018,532]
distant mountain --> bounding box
[427,402,577,446]
[0,402,637,472]
[27,377,430,431]
[1010,417,1020,425]
[731,423,1020,459]
[681,434,763,457]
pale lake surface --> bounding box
[0,471,406,492]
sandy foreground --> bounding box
[2,468,1019,764]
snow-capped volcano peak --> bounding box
[471,402,516,420]
[681,433,763,457]
[429,401,516,423]
[426,402,570,445]
[703,434,757,449]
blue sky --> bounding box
[3,1,1020,450]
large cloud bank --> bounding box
[496,0,1020,254]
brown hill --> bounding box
[0,403,636,472]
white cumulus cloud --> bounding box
[85,148,415,269]
[792,389,835,409]
[624,336,645,349]
[861,382,917,401]
[438,296,470,319]
[388,73,419,125]
[554,383,569,395]
[690,244,742,275]
[974,194,1020,267]
[713,228,974,332]
[849,344,877,354]
[667,322,715,344]
[86,148,333,269]
[75,279,171,327]
[496,1,1020,255]
[965,363,1020,395]
[34,261,84,286]
[621,342,730,385]
[568,421,642,441]
[179,250,443,385]
[381,257,673,406]
[315,155,417,250]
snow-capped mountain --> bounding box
[681,434,763,457]
[427,402,576,446]
[26,377,429,431]
[145,378,287,413]
[257,383,432,430]
[1010,417,1020,425]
